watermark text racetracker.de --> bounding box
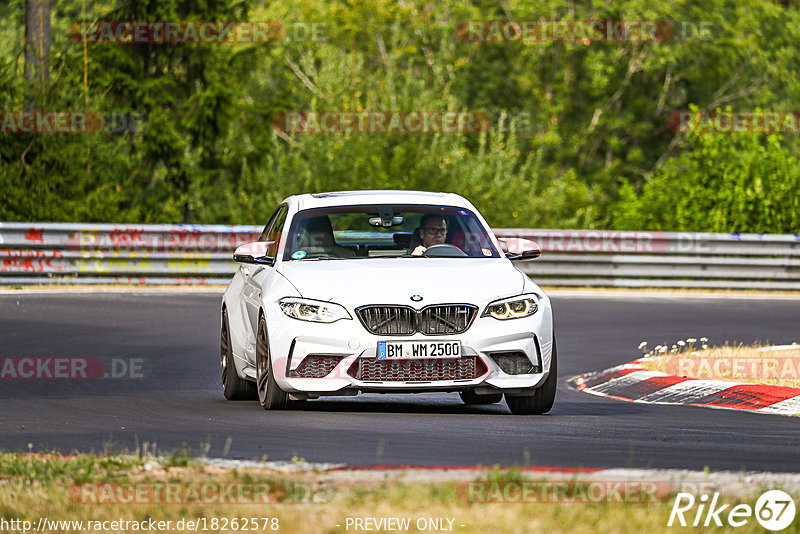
[0,111,147,134]
[70,481,329,504]
[494,229,761,255]
[665,354,800,382]
[460,480,674,504]
[668,110,800,134]
[0,517,280,533]
[0,357,145,380]
[456,20,714,44]
[68,20,326,44]
[69,226,261,254]
[272,110,532,135]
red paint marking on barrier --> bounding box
[0,249,62,258]
[1,258,33,272]
[24,228,45,242]
[112,276,148,284]
[0,258,67,272]
[108,228,147,249]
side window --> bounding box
[258,206,281,242]
[265,206,288,258]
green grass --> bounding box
[1,453,798,533]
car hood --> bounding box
[278,258,526,307]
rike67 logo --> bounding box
[669,490,796,531]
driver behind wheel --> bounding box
[411,214,448,256]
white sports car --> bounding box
[220,190,556,414]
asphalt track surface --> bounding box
[1,291,799,472]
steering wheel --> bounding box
[422,243,467,257]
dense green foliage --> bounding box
[1,0,799,231]
[613,126,800,232]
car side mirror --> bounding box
[503,238,541,261]
[233,241,276,265]
[497,238,510,254]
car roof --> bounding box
[286,190,473,211]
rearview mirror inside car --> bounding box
[368,215,405,227]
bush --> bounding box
[612,122,800,232]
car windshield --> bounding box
[282,204,501,260]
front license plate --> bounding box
[377,340,461,359]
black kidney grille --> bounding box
[356,305,477,335]
[356,306,416,335]
[419,305,477,334]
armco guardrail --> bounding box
[495,229,800,290]
[1,223,799,289]
[0,222,260,285]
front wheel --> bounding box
[221,309,256,400]
[505,336,558,415]
[256,314,290,410]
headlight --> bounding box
[279,298,352,323]
[482,294,539,320]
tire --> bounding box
[221,308,256,400]
[505,336,558,415]
[459,389,503,405]
[256,314,290,410]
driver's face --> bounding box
[421,220,447,247]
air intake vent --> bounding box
[288,355,344,378]
[347,356,487,381]
[489,352,538,375]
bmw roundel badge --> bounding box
[410,295,423,302]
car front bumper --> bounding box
[265,298,554,395]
